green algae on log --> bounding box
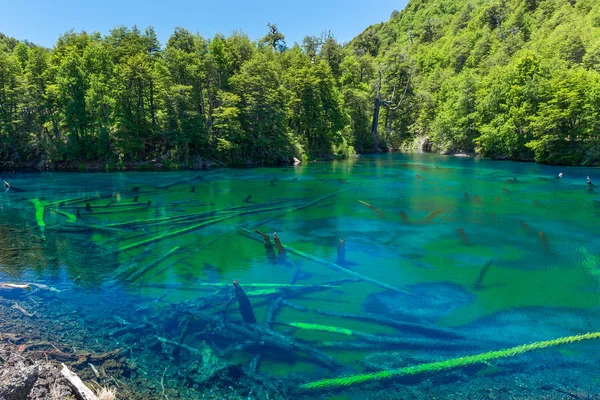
[29,199,46,231]
[49,208,77,223]
[299,331,600,390]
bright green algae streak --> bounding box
[29,198,46,228]
[4,153,600,397]
[300,332,600,390]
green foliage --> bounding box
[0,25,346,166]
[341,0,600,164]
[1,0,600,166]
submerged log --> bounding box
[314,338,475,351]
[473,260,494,290]
[422,209,444,223]
[251,189,349,229]
[12,302,35,317]
[124,246,183,283]
[300,332,600,391]
[283,322,465,348]
[155,174,203,189]
[312,309,464,340]
[191,311,340,370]
[239,227,410,295]
[27,347,122,363]
[233,281,257,324]
[153,335,204,356]
[358,200,385,218]
[178,280,351,314]
[252,265,302,372]
[118,216,231,252]
[29,199,46,233]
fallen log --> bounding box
[251,265,302,372]
[49,209,77,223]
[123,245,183,283]
[29,199,46,233]
[358,200,385,218]
[155,174,203,189]
[118,216,231,252]
[233,281,257,324]
[26,347,123,363]
[153,335,204,356]
[12,302,35,317]
[1,283,30,290]
[78,205,152,216]
[148,227,239,279]
[191,310,341,370]
[178,283,338,289]
[250,189,349,229]
[103,199,305,229]
[313,338,476,351]
[177,278,356,313]
[300,332,600,391]
[238,227,410,295]
[47,192,113,207]
[61,363,99,400]
[282,322,472,350]
[312,309,463,340]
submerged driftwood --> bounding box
[189,310,341,370]
[312,309,463,340]
[238,227,410,295]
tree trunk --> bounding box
[386,108,394,148]
[149,80,156,127]
[371,93,382,152]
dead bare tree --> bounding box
[370,66,413,151]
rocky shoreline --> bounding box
[0,292,289,400]
[0,157,228,173]
[0,341,110,400]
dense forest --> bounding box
[1,0,599,168]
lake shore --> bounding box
[0,292,287,400]
[2,151,597,174]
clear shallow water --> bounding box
[1,153,600,398]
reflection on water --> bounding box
[1,153,600,399]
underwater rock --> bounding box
[362,282,475,323]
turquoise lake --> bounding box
[1,153,600,399]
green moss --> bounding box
[300,332,600,390]
[245,289,281,296]
[288,322,354,336]
[29,199,46,229]
[52,209,77,223]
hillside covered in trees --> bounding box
[1,0,599,168]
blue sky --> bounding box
[1,0,407,48]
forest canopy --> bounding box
[1,0,599,168]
